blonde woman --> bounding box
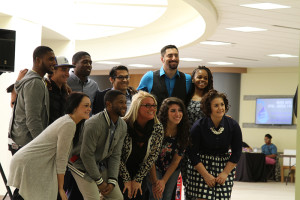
[119,91,164,200]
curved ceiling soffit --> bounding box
[76,0,218,61]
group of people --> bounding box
[6,44,243,200]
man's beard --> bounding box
[42,61,53,74]
[168,61,178,70]
[113,106,126,117]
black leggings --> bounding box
[12,189,24,200]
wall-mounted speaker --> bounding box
[0,29,16,73]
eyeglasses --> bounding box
[141,104,157,109]
[114,75,130,80]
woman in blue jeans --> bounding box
[148,97,190,200]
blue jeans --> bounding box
[147,169,180,200]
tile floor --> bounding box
[0,181,295,200]
[231,181,295,200]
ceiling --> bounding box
[1,0,300,71]
[97,0,300,70]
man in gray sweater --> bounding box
[9,46,56,154]
[68,90,127,200]
[67,51,99,111]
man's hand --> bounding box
[101,183,114,196]
[98,182,108,192]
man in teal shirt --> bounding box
[137,45,191,109]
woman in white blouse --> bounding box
[8,92,91,200]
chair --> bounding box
[281,149,296,184]
[0,162,13,200]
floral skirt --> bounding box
[184,153,235,200]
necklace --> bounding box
[210,127,224,135]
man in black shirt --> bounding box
[47,56,75,124]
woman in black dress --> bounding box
[187,90,242,200]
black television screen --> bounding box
[255,98,293,125]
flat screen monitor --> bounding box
[255,98,293,125]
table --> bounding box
[235,152,266,182]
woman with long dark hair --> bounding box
[8,92,91,200]
[147,97,190,200]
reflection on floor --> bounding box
[231,181,295,200]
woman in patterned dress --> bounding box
[187,66,214,125]
[183,66,214,199]
[147,97,190,200]
[187,90,242,200]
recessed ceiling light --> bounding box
[128,64,153,68]
[226,27,267,32]
[240,3,291,10]
[268,54,298,58]
[208,62,233,65]
[96,61,121,64]
[200,41,232,45]
[180,58,202,62]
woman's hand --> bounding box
[203,173,216,188]
[131,180,142,198]
[123,181,132,199]
[152,185,160,200]
[216,171,228,185]
[58,188,68,200]
[16,69,28,81]
[152,180,165,200]
[155,179,166,194]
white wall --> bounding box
[239,67,298,152]
[0,16,42,195]
[42,39,74,62]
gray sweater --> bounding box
[10,70,49,146]
[69,109,127,186]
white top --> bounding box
[7,114,76,200]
